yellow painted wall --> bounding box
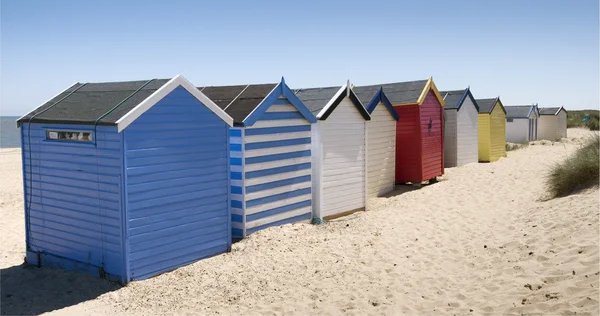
[478,114,491,161]
[489,102,506,161]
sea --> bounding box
[1,116,21,148]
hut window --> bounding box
[507,118,514,122]
[46,130,93,142]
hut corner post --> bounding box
[311,122,323,222]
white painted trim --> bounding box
[241,128,247,237]
[311,122,323,219]
[245,206,311,229]
[316,84,346,119]
[231,179,243,187]
[230,151,243,159]
[232,222,245,229]
[116,75,234,132]
[17,82,80,125]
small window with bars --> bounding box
[46,130,93,142]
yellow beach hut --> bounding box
[476,97,506,162]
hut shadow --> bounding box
[382,179,444,198]
[1,263,121,315]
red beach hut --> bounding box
[356,78,445,184]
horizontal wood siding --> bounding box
[443,110,458,167]
[125,86,230,280]
[478,114,491,162]
[229,128,244,238]
[319,97,366,218]
[538,115,557,141]
[420,91,444,180]
[242,97,312,235]
[456,98,479,166]
[394,105,421,182]
[21,122,123,278]
[489,103,506,162]
[366,103,396,198]
[506,119,528,143]
[557,111,567,139]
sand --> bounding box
[1,128,598,316]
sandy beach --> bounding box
[1,128,598,315]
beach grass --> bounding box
[546,135,599,198]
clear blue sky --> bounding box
[1,0,598,116]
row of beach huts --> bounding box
[16,75,568,284]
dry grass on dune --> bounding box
[546,135,599,198]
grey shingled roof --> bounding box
[352,85,381,107]
[18,79,171,125]
[439,89,466,110]
[539,107,561,115]
[198,84,278,123]
[356,80,428,105]
[475,98,498,114]
[294,86,342,115]
[505,105,533,118]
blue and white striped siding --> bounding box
[229,128,245,238]
[21,122,124,281]
[124,86,231,281]
[240,97,312,236]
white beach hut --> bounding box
[505,105,539,143]
[538,107,567,141]
[294,82,371,220]
[440,88,480,168]
[352,86,398,198]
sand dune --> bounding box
[1,128,598,315]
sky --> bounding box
[1,0,598,116]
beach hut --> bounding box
[439,88,480,168]
[199,78,317,238]
[294,82,371,220]
[356,78,445,184]
[352,86,398,198]
[505,104,539,143]
[16,75,234,284]
[538,107,568,141]
[476,97,506,162]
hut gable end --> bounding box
[123,86,231,280]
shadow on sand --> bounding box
[381,179,445,198]
[1,263,121,315]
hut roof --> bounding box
[357,80,428,105]
[18,79,171,125]
[294,83,370,120]
[352,86,399,120]
[539,107,566,115]
[294,86,342,115]
[198,83,278,123]
[17,76,234,129]
[505,105,534,118]
[439,89,465,110]
[352,85,381,107]
[476,98,497,113]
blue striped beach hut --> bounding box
[199,78,317,239]
[17,75,234,284]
